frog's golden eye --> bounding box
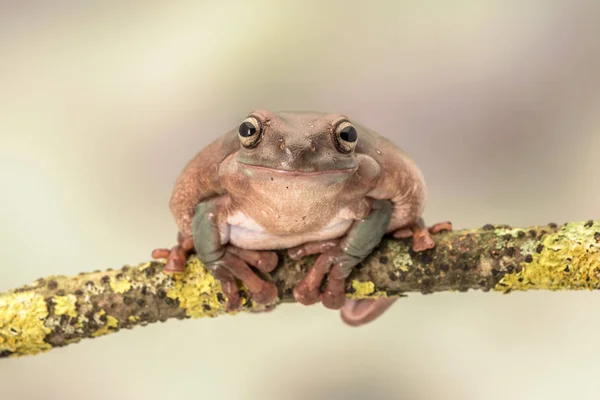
[334,121,358,153]
[238,117,262,148]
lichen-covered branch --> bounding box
[1,220,599,359]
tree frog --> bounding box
[152,110,451,326]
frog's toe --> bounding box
[412,231,435,252]
[250,281,279,304]
[213,266,242,312]
[214,253,278,306]
[151,248,171,259]
[293,283,321,305]
[412,220,452,251]
[429,221,453,234]
[340,298,398,327]
[154,232,195,272]
[292,250,336,305]
[255,251,279,273]
[163,245,187,273]
[287,239,340,260]
[320,264,347,310]
[393,218,451,252]
[321,289,346,310]
[226,246,278,273]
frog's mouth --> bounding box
[237,161,355,177]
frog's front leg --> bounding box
[151,212,278,312]
[293,199,393,310]
[190,197,279,310]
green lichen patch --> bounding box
[519,239,538,257]
[165,256,227,318]
[495,221,600,292]
[494,227,527,238]
[385,240,413,272]
[0,291,52,356]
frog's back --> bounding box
[354,120,411,161]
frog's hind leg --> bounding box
[392,218,452,252]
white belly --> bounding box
[221,212,354,250]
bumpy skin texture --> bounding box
[153,110,450,325]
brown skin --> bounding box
[152,110,451,325]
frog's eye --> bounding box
[238,117,262,148]
[334,121,358,153]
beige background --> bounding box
[1,1,599,399]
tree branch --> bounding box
[1,220,599,359]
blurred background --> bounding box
[1,1,599,399]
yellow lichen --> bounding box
[109,276,132,294]
[347,280,387,299]
[53,295,78,318]
[128,315,140,323]
[138,261,152,271]
[495,221,600,292]
[166,256,227,318]
[0,291,52,356]
[92,315,119,337]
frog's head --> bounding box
[234,110,359,178]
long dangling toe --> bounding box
[340,297,398,327]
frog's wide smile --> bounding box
[237,161,355,177]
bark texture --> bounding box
[1,220,599,359]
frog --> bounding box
[151,110,451,326]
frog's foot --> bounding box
[152,233,195,273]
[287,239,340,260]
[393,219,452,252]
[340,297,398,327]
[320,263,349,310]
[209,253,278,307]
[211,247,279,311]
[226,246,279,273]
[152,245,188,273]
[213,266,241,312]
[288,239,343,306]
[293,247,361,309]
